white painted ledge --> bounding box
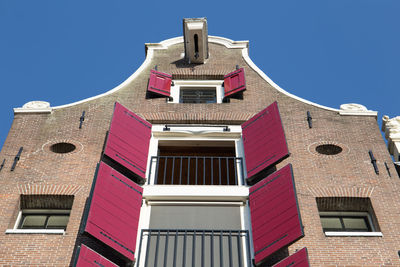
[14,107,53,114]
[324,231,383,237]
[5,229,65,234]
[143,185,249,201]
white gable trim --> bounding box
[15,36,376,117]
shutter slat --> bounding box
[242,102,289,180]
[75,244,118,267]
[84,162,143,261]
[147,69,172,97]
[104,102,152,179]
[272,248,309,267]
[224,68,246,98]
[249,164,304,266]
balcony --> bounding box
[148,156,244,185]
[136,229,251,267]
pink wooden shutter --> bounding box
[273,248,309,267]
[241,101,289,180]
[223,68,246,98]
[147,69,172,97]
[84,162,143,261]
[75,244,118,267]
[104,102,152,179]
[249,164,304,266]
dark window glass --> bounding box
[180,88,216,103]
[320,214,372,232]
[19,212,70,230]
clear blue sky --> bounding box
[0,1,399,150]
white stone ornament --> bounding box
[382,115,400,160]
[339,103,377,116]
[14,101,52,114]
[22,101,51,109]
[340,103,368,111]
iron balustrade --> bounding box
[136,229,251,267]
[148,156,245,185]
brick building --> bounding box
[1,18,399,266]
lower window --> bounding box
[6,194,74,234]
[320,211,373,232]
[18,209,71,230]
[316,197,381,236]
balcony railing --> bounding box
[148,156,245,185]
[136,229,251,267]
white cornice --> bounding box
[382,115,400,159]
[14,36,375,117]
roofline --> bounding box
[14,36,377,117]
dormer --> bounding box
[183,17,209,64]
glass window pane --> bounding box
[21,215,47,229]
[180,88,216,103]
[321,217,342,230]
[343,217,369,231]
[46,215,69,229]
[150,206,241,230]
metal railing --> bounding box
[148,156,245,185]
[136,229,251,267]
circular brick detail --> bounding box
[308,141,349,158]
[43,140,83,155]
[50,142,76,154]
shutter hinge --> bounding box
[306,111,312,128]
[79,111,86,129]
[385,162,391,177]
[368,150,379,175]
[0,159,5,171]
[11,147,23,171]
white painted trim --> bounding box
[324,231,383,237]
[152,124,242,138]
[147,201,244,206]
[338,110,378,116]
[5,229,65,234]
[14,107,53,114]
[143,185,249,201]
[168,80,224,104]
[14,34,375,117]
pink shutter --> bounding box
[104,102,152,179]
[273,248,309,267]
[147,69,172,97]
[223,68,246,98]
[75,244,118,267]
[241,101,289,180]
[249,164,304,266]
[84,162,143,261]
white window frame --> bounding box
[168,80,224,104]
[133,124,253,266]
[136,200,251,267]
[6,209,70,235]
[320,211,383,237]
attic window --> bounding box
[180,87,216,103]
[168,80,224,104]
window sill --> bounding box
[5,229,65,235]
[324,231,383,237]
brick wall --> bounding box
[0,39,399,266]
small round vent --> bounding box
[50,142,76,154]
[315,144,343,155]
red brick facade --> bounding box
[0,33,399,266]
